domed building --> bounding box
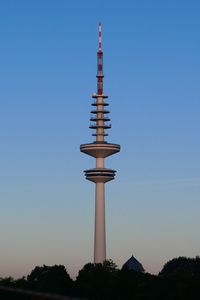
[122,255,145,272]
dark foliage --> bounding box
[0,277,14,286]
[160,256,200,276]
[26,264,73,295]
[76,260,118,299]
[1,257,200,299]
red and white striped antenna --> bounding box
[98,22,102,51]
[97,22,103,94]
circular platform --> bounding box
[89,124,111,129]
[84,168,116,183]
[92,102,109,106]
[92,93,108,99]
[80,142,120,158]
[90,117,111,122]
[91,109,110,114]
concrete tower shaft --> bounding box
[80,23,120,263]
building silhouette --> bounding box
[122,255,145,272]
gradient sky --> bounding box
[0,0,200,279]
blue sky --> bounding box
[0,0,200,278]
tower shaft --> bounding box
[94,156,105,262]
[94,182,106,262]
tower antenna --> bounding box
[98,22,102,51]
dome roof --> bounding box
[122,255,145,272]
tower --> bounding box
[80,23,120,263]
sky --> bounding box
[0,0,200,279]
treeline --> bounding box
[1,256,200,299]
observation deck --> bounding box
[80,142,120,158]
[84,168,116,183]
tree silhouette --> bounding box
[27,264,73,295]
[160,256,200,276]
[76,260,118,299]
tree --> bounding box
[0,277,14,286]
[75,260,118,299]
[159,256,200,277]
[27,264,73,295]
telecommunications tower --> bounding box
[80,23,120,263]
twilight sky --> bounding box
[0,0,200,279]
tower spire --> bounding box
[98,22,102,51]
[80,23,120,263]
[97,22,103,95]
